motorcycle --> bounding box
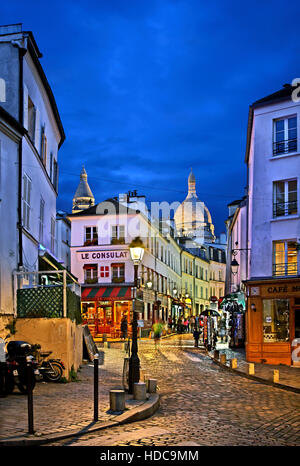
[31,344,65,382]
[4,340,40,395]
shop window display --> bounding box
[263,299,289,342]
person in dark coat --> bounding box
[120,315,128,340]
[193,327,200,347]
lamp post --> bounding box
[128,237,144,394]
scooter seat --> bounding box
[40,351,52,357]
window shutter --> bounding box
[35,108,40,150]
[26,178,31,229]
[23,85,28,129]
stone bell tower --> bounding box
[72,166,95,213]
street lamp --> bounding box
[128,237,145,394]
[231,258,239,275]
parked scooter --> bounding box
[31,344,65,382]
[2,340,40,395]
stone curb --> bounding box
[0,393,160,446]
[208,353,300,394]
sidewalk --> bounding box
[208,343,300,393]
[0,345,159,446]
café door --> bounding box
[96,302,113,335]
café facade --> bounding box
[246,277,300,366]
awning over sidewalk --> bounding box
[81,286,133,301]
[220,292,246,311]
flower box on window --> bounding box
[85,278,98,284]
[111,237,125,245]
[112,276,125,284]
[84,238,98,246]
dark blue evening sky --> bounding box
[1,0,300,234]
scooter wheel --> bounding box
[44,362,63,382]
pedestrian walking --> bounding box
[190,315,195,332]
[177,316,182,334]
[152,320,163,349]
[193,327,200,347]
[184,318,189,333]
[120,315,128,340]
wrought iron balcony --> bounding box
[273,200,297,217]
[273,262,298,276]
[273,138,297,156]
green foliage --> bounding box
[69,365,79,382]
[5,318,17,335]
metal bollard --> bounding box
[26,359,34,434]
[94,353,99,421]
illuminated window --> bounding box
[263,299,289,342]
[273,241,297,276]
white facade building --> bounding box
[0,24,65,326]
[245,83,300,365]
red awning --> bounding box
[81,286,132,301]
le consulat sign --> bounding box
[77,250,129,261]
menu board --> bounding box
[83,325,98,361]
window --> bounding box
[273,179,297,217]
[84,264,98,284]
[22,173,31,230]
[53,159,58,191]
[273,116,297,156]
[40,126,47,166]
[100,266,109,278]
[111,225,125,244]
[111,263,125,283]
[39,197,45,242]
[273,241,298,276]
[84,227,98,246]
[49,152,53,182]
[263,299,289,342]
[28,96,36,142]
[50,216,56,254]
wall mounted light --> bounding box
[250,303,256,312]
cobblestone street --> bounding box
[50,335,300,446]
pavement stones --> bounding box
[0,345,159,445]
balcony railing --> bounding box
[273,138,297,156]
[273,262,298,276]
[273,200,297,217]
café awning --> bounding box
[81,286,132,301]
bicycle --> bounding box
[122,336,131,391]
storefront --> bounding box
[220,293,245,348]
[246,278,300,366]
[81,285,133,339]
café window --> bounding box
[84,264,98,284]
[273,241,298,276]
[84,226,98,246]
[111,263,125,283]
[99,266,109,278]
[263,299,289,342]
